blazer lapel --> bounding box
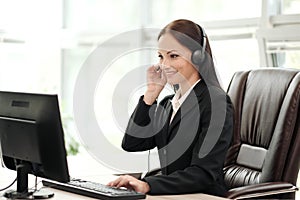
[161,99,173,145]
[158,99,172,174]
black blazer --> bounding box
[122,81,233,196]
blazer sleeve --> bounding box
[143,94,234,196]
[121,96,157,152]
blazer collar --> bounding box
[169,81,207,129]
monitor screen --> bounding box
[0,91,70,198]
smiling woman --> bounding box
[107,19,234,197]
[157,34,199,90]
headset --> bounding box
[191,24,207,66]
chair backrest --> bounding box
[224,68,300,189]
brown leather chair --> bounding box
[224,68,300,199]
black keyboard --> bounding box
[42,179,146,200]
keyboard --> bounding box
[42,178,146,200]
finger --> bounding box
[147,65,156,73]
[118,175,138,188]
[107,177,122,187]
[107,181,113,186]
[154,64,161,72]
[148,64,161,74]
[116,176,130,188]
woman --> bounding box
[108,19,233,197]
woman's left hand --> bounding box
[107,175,150,194]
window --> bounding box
[0,0,61,30]
[0,40,61,93]
[151,0,261,23]
[273,51,300,68]
[282,0,300,14]
[0,0,62,94]
[64,0,141,31]
[211,38,260,88]
[261,0,300,68]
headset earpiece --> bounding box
[191,49,204,65]
[191,24,207,66]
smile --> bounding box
[164,71,177,76]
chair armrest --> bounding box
[226,182,298,199]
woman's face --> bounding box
[157,33,199,86]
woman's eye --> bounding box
[170,54,179,58]
[158,55,163,59]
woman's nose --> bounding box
[160,63,169,71]
[161,59,169,68]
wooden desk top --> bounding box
[0,173,228,200]
[0,156,229,200]
[44,187,229,200]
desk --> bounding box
[1,153,299,200]
[0,182,229,200]
[1,187,228,200]
[0,171,228,200]
[44,187,229,200]
[0,154,230,200]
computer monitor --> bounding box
[0,91,70,199]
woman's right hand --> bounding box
[143,64,167,105]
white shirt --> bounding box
[170,79,201,122]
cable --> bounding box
[147,150,150,173]
[34,176,38,192]
[0,177,17,192]
[0,176,45,199]
[28,176,42,193]
[139,150,151,179]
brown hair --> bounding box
[158,19,212,58]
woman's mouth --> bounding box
[164,70,177,76]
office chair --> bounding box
[224,68,300,199]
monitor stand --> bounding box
[4,161,54,199]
